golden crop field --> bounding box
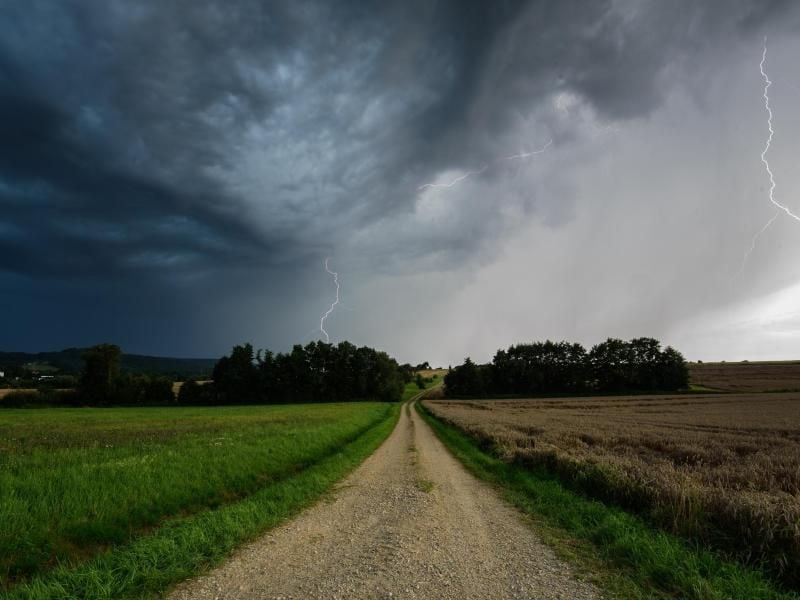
[424,393,800,584]
[689,361,800,392]
[415,368,448,379]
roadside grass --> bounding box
[417,402,798,600]
[1,403,398,595]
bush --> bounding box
[415,373,426,390]
[177,379,216,405]
[114,373,175,406]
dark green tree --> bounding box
[628,337,662,390]
[589,338,634,392]
[177,379,215,405]
[398,363,415,384]
[78,344,121,405]
[212,341,405,405]
[657,346,689,390]
[489,341,587,395]
[415,373,426,390]
[212,343,258,404]
[444,357,486,397]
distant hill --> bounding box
[0,348,217,379]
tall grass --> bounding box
[0,403,395,592]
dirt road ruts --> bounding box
[171,400,601,599]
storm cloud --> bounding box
[2,1,800,362]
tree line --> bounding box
[180,341,407,405]
[1,341,411,407]
[445,338,689,398]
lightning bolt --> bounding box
[741,39,800,272]
[417,165,488,191]
[502,138,553,161]
[759,39,800,223]
[319,257,340,343]
[417,138,552,192]
[741,212,778,273]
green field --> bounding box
[0,402,399,597]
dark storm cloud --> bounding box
[408,0,795,165]
[2,1,793,269]
[0,87,272,278]
[1,0,798,354]
[0,35,272,280]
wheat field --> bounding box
[425,393,800,585]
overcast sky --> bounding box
[2,0,800,365]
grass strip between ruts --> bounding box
[416,401,798,600]
[6,404,400,600]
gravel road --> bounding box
[171,400,602,599]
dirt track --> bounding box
[171,400,601,599]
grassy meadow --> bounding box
[0,401,399,597]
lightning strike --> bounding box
[417,165,488,191]
[741,39,800,272]
[759,40,800,224]
[741,212,779,274]
[503,138,553,161]
[319,257,340,343]
[417,138,552,192]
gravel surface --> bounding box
[170,401,602,599]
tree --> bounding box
[178,379,215,405]
[212,343,258,404]
[657,346,689,390]
[144,376,175,405]
[628,337,662,390]
[589,338,633,392]
[79,344,121,404]
[448,337,687,398]
[415,373,426,390]
[398,363,415,384]
[445,358,486,397]
[210,341,406,405]
[489,341,587,395]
